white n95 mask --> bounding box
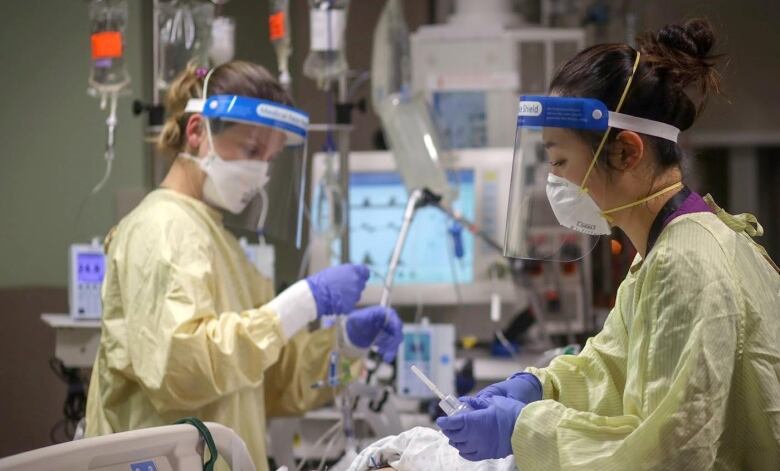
[545,172,684,237]
[180,152,270,214]
[546,173,611,236]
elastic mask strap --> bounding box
[201,68,217,157]
[581,50,641,192]
[256,187,269,236]
[601,181,683,221]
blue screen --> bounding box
[77,253,105,283]
[433,91,488,149]
[403,332,431,362]
[331,170,475,285]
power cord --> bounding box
[49,358,87,443]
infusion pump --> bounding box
[68,237,274,321]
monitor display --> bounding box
[77,252,105,283]
[332,170,475,285]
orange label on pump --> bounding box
[91,31,123,60]
[269,12,286,41]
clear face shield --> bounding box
[503,95,682,262]
[184,94,310,247]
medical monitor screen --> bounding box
[77,253,105,283]
[341,170,475,285]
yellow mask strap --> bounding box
[581,50,642,192]
[601,181,684,221]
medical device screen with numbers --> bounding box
[77,253,105,283]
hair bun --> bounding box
[637,18,723,113]
[657,18,714,60]
[157,62,205,157]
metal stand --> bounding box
[337,75,351,264]
[380,189,435,307]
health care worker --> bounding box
[438,19,780,470]
[85,61,404,470]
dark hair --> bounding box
[549,18,723,171]
[158,61,292,157]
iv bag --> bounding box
[157,0,215,90]
[371,0,411,107]
[371,0,455,206]
[303,0,351,87]
[270,0,292,86]
[88,0,131,94]
[375,93,456,206]
[210,16,235,66]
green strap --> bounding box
[176,417,218,471]
[704,194,780,273]
[704,194,764,236]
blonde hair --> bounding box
[157,61,293,158]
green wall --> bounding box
[0,1,147,287]
[0,1,306,289]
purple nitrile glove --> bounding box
[306,264,370,316]
[436,395,526,461]
[345,306,403,363]
[475,372,542,404]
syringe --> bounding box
[410,365,473,417]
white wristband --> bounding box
[267,280,318,339]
